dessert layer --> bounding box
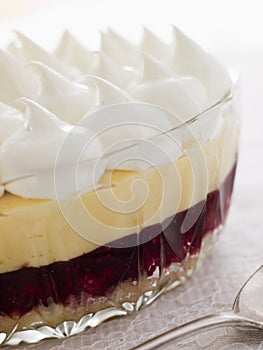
[0,247,201,335]
[0,28,233,201]
[0,163,236,320]
[0,118,238,272]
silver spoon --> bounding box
[132,265,263,350]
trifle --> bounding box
[0,27,239,345]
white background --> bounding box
[0,0,263,52]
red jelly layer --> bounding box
[0,164,236,317]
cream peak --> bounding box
[88,51,137,89]
[170,26,232,103]
[79,75,132,109]
[138,52,172,82]
[28,62,96,124]
[0,50,38,107]
[100,28,139,68]
[141,27,171,62]
[18,97,71,134]
[11,32,78,80]
[0,101,24,143]
[55,30,92,74]
[0,98,105,199]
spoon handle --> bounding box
[131,313,261,350]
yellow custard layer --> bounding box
[0,118,239,273]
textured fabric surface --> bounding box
[13,52,263,350]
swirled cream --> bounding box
[100,28,140,69]
[169,27,231,103]
[0,98,104,199]
[78,75,132,108]
[28,61,97,124]
[0,101,24,143]
[83,51,137,89]
[0,26,233,200]
[0,50,38,107]
[9,32,79,79]
[128,52,209,119]
[55,30,92,75]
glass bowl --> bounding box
[0,74,239,346]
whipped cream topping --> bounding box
[0,26,233,199]
[84,51,138,90]
[0,99,104,199]
[141,27,171,62]
[128,52,209,119]
[98,27,231,109]
[78,75,132,108]
[78,103,181,171]
[55,30,92,76]
[0,50,38,107]
[100,29,140,69]
[169,27,232,103]
[9,32,79,80]
[29,62,97,124]
[0,101,24,143]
